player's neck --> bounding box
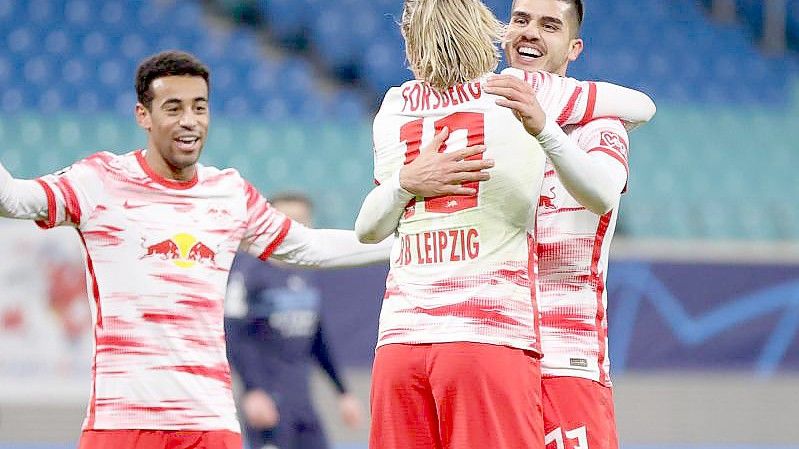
[143,149,197,182]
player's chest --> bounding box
[84,191,246,262]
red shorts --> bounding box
[542,376,618,449]
[369,342,543,449]
[78,429,242,449]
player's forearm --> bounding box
[354,171,414,244]
[593,82,656,130]
[272,224,393,268]
[536,120,627,215]
[0,162,49,220]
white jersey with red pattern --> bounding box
[35,150,291,431]
[536,118,629,386]
[373,69,602,353]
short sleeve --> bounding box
[239,181,292,261]
[34,153,106,229]
[577,118,630,192]
[501,68,597,127]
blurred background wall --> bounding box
[0,0,797,448]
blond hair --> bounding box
[401,0,504,89]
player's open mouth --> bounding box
[175,136,201,152]
[517,46,543,59]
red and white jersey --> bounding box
[536,118,629,386]
[373,69,602,353]
[35,150,291,432]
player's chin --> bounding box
[170,147,203,167]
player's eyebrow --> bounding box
[161,98,183,108]
[160,97,207,107]
[540,16,564,27]
[511,10,532,21]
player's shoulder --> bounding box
[67,150,132,175]
[377,81,416,112]
[79,150,122,165]
[197,162,246,186]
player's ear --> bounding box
[135,103,152,131]
[567,38,584,63]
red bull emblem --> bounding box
[141,233,217,268]
[539,186,557,210]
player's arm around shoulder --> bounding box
[490,68,656,131]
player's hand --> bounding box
[399,127,493,197]
[485,75,547,136]
[338,393,364,429]
[242,389,280,429]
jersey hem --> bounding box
[376,336,541,356]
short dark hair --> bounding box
[270,191,314,210]
[561,0,584,32]
[135,50,210,110]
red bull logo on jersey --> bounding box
[141,233,217,268]
[539,186,557,210]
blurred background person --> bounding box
[225,192,365,449]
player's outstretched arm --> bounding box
[355,128,492,244]
[270,222,393,268]
[0,161,49,220]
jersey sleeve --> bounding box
[576,118,630,191]
[239,181,292,260]
[34,153,106,229]
[500,68,656,128]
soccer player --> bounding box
[354,1,654,448]
[493,1,631,448]
[0,50,390,449]
[224,192,363,449]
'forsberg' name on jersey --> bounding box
[401,82,482,113]
[395,227,479,266]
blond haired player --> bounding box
[355,1,654,448]
[0,51,390,449]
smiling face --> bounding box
[504,0,583,76]
[135,75,209,181]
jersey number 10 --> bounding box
[400,112,485,214]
